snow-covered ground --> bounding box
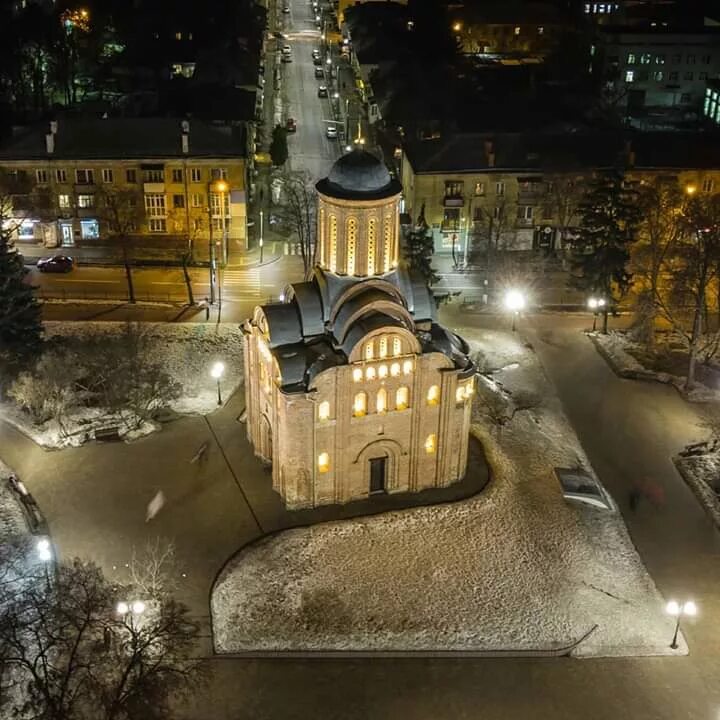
[1,322,244,448]
[674,448,720,528]
[211,330,682,657]
[592,331,720,403]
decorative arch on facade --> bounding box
[347,325,422,363]
[329,214,338,272]
[367,217,377,275]
[336,301,416,345]
[319,207,326,265]
[383,214,393,272]
[353,437,406,493]
[346,216,357,275]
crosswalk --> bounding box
[221,267,261,297]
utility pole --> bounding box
[259,209,264,264]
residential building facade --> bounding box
[0,117,248,260]
[400,132,720,254]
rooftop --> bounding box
[0,117,246,161]
[317,149,402,200]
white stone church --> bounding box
[242,150,476,509]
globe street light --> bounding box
[36,537,53,589]
[666,599,697,649]
[504,289,526,332]
[211,361,225,405]
[587,297,606,332]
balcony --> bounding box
[443,195,464,207]
[144,182,166,193]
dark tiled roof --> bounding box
[403,132,720,174]
[0,118,246,161]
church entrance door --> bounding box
[369,456,387,494]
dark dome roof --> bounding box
[327,149,392,193]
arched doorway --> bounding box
[369,455,387,494]
[259,415,273,464]
[354,438,404,495]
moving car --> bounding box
[281,44,292,55]
[282,5,290,12]
[314,66,324,78]
[313,56,323,66]
[312,49,321,60]
[326,125,338,139]
[318,85,328,98]
[37,255,74,273]
[286,117,297,132]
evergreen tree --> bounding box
[571,170,641,333]
[270,124,289,167]
[0,176,43,369]
[404,225,439,286]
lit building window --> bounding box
[318,452,330,473]
[319,208,325,264]
[364,342,374,361]
[390,362,401,377]
[353,392,367,417]
[379,336,388,358]
[353,367,363,382]
[376,388,387,414]
[366,366,376,380]
[625,70,634,82]
[427,385,440,406]
[318,401,330,421]
[402,359,413,375]
[456,386,465,404]
[466,378,475,397]
[378,364,388,379]
[392,337,402,356]
[329,215,338,272]
[368,219,377,274]
[347,217,357,275]
[383,216,392,272]
[396,386,409,410]
[425,434,436,454]
[514,26,520,35]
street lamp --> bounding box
[587,297,606,332]
[212,179,229,266]
[211,361,225,405]
[504,289,525,332]
[666,599,697,649]
[36,537,53,589]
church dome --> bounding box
[327,149,392,193]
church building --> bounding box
[242,150,476,509]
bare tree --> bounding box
[631,180,685,347]
[472,197,516,272]
[0,551,201,720]
[655,193,720,389]
[545,174,585,255]
[280,172,317,279]
[97,188,146,304]
[129,539,180,599]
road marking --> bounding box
[52,279,119,284]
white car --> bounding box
[282,45,292,54]
[326,125,338,139]
[312,49,321,60]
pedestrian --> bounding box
[204,296,210,322]
[145,490,165,522]
[641,477,665,507]
[259,186,264,204]
[628,486,641,512]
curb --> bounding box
[673,454,720,530]
[210,625,598,660]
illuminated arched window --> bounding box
[364,341,374,361]
[329,215,338,272]
[353,391,367,417]
[319,208,325,265]
[425,434,436,454]
[396,386,409,410]
[392,337,402,356]
[383,215,392,272]
[346,217,357,275]
[379,336,388,358]
[390,362,401,377]
[376,387,387,414]
[367,219,377,274]
[318,452,330,473]
[352,367,363,382]
[402,359,413,375]
[366,366,376,380]
[378,364,388,379]
[318,401,330,421]
[455,386,466,404]
[427,385,440,406]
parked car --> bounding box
[326,125,338,139]
[282,5,290,12]
[286,117,297,132]
[314,66,324,78]
[37,255,74,273]
[313,56,323,66]
[318,85,328,98]
[312,49,321,60]
[282,44,292,54]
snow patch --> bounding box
[211,329,681,657]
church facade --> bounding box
[242,150,476,509]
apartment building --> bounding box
[0,117,247,260]
[596,26,720,111]
[400,132,720,254]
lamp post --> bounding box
[587,297,606,332]
[36,537,53,590]
[259,209,264,263]
[116,599,146,635]
[211,361,225,406]
[665,600,697,649]
[504,289,526,332]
